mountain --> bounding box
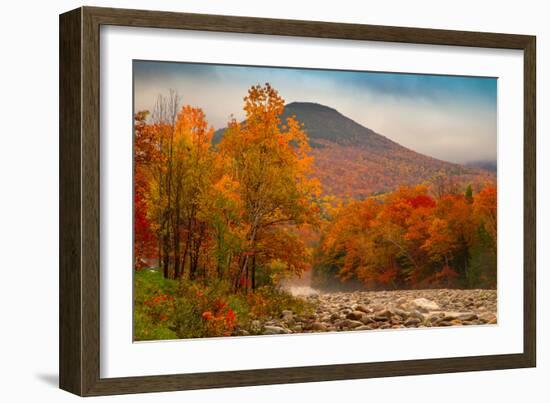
[281,102,398,150]
[214,102,495,199]
[465,160,497,173]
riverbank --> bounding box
[253,288,497,335]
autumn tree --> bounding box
[321,198,390,286]
[142,91,181,278]
[136,91,219,279]
[219,83,321,290]
[171,106,216,279]
[134,111,159,269]
[473,185,497,251]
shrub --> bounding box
[173,279,237,338]
[134,269,313,339]
[134,270,177,340]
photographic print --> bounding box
[132,61,498,341]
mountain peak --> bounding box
[282,101,396,150]
[285,101,340,114]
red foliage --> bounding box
[143,293,175,322]
[320,183,496,289]
[377,266,398,285]
[407,194,436,209]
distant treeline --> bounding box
[313,184,497,290]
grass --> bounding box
[134,269,178,341]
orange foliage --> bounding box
[319,184,497,289]
[134,84,321,291]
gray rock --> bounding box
[404,317,421,326]
[342,319,363,329]
[329,312,340,321]
[392,308,409,319]
[441,312,461,321]
[263,325,288,335]
[395,297,407,306]
[281,310,293,317]
[355,325,374,331]
[250,320,262,333]
[479,313,497,323]
[408,310,426,321]
[390,316,404,325]
[457,313,478,321]
[410,298,440,312]
[311,322,328,331]
[354,304,370,313]
[360,316,375,325]
[346,311,366,321]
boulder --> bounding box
[404,317,421,326]
[263,325,289,335]
[281,310,293,317]
[346,311,366,321]
[355,325,374,331]
[408,310,426,321]
[311,322,328,331]
[250,320,262,333]
[457,313,478,321]
[354,304,370,314]
[329,312,340,321]
[392,308,410,319]
[342,319,363,329]
[360,316,375,325]
[410,298,440,312]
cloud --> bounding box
[133,61,497,164]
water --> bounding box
[279,270,320,296]
[284,285,320,297]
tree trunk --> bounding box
[173,218,182,279]
[180,237,189,280]
[235,224,259,290]
[251,254,256,291]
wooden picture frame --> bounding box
[59,6,536,396]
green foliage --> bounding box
[465,225,497,288]
[134,269,313,340]
[465,183,473,201]
[133,270,177,341]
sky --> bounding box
[133,60,497,164]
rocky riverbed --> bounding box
[248,289,497,336]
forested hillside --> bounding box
[216,101,495,199]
